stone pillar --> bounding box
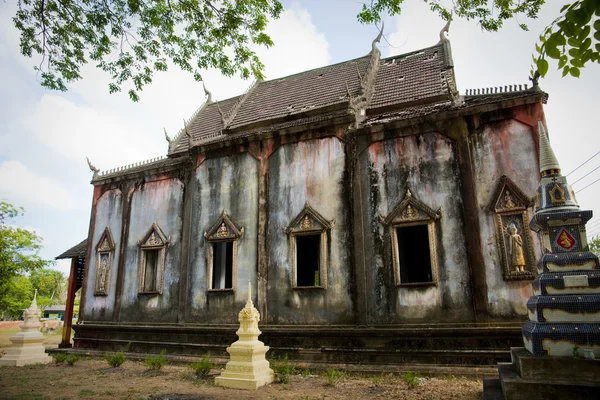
[0,291,52,366]
[215,283,274,390]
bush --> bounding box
[106,351,126,368]
[402,370,420,389]
[270,354,296,384]
[323,368,345,386]
[65,354,80,366]
[190,356,214,376]
[53,352,68,364]
[144,349,168,370]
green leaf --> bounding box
[537,58,549,76]
[562,65,570,76]
[547,46,561,59]
[570,66,581,77]
[569,48,581,58]
[558,56,568,68]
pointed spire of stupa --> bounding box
[31,289,38,310]
[538,120,561,176]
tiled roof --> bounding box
[168,41,453,154]
[56,239,88,260]
[369,44,448,110]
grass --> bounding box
[402,370,420,389]
[323,368,345,386]
[144,349,168,370]
[78,389,97,397]
[106,351,127,367]
[189,356,214,376]
[270,354,297,384]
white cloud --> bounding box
[0,161,75,211]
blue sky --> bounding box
[1,0,599,276]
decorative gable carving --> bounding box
[488,175,531,212]
[204,210,244,241]
[380,189,441,226]
[285,203,334,234]
[138,222,170,248]
[96,227,116,252]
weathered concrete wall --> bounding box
[119,178,185,323]
[471,119,540,318]
[187,153,259,323]
[267,137,354,325]
[82,189,123,322]
[358,132,473,324]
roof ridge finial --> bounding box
[439,19,451,43]
[372,22,384,53]
[86,157,99,176]
[538,120,561,176]
[164,128,171,144]
[183,119,192,141]
[202,81,213,104]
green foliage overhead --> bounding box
[589,235,600,256]
[534,1,600,79]
[357,0,599,79]
[0,202,53,318]
[13,0,283,101]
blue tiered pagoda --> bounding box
[523,120,600,357]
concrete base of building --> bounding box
[484,347,600,400]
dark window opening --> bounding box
[212,241,233,289]
[296,234,321,286]
[143,249,160,292]
[396,225,433,284]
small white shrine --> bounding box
[215,283,274,390]
[0,291,52,366]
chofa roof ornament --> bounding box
[439,19,451,43]
[86,157,99,177]
[371,22,384,53]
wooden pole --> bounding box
[59,257,78,348]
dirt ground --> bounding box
[0,358,483,400]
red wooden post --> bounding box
[59,258,78,348]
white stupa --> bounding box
[215,283,274,389]
[0,291,52,366]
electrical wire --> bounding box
[575,177,600,193]
[566,151,600,177]
[571,165,600,186]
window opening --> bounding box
[143,249,160,292]
[212,241,233,289]
[396,225,432,283]
[295,234,321,286]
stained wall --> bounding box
[357,132,473,324]
[82,189,123,322]
[471,119,541,318]
[187,153,259,323]
[118,178,185,322]
[266,137,354,324]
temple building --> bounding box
[66,27,551,365]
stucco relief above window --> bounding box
[138,222,170,295]
[380,189,442,287]
[94,227,116,296]
[285,204,334,290]
[488,175,536,281]
[204,210,244,292]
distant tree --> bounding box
[0,202,52,319]
[0,275,34,320]
[11,0,283,101]
[589,235,600,256]
[357,0,600,79]
[30,268,67,308]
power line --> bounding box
[566,151,600,177]
[575,177,600,193]
[572,165,600,185]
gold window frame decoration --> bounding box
[380,189,441,287]
[285,204,335,290]
[488,175,535,281]
[137,222,170,295]
[204,210,244,292]
[94,227,116,296]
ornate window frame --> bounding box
[380,189,441,287]
[204,210,244,292]
[285,204,334,290]
[137,222,169,295]
[489,175,536,281]
[94,227,116,296]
